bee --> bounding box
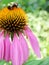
[7,2,18,10]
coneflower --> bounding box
[0,2,41,65]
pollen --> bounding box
[0,6,28,32]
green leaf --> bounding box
[0,60,6,65]
[0,57,49,65]
[40,57,49,65]
[24,57,49,65]
[24,59,42,65]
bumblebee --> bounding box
[7,2,18,10]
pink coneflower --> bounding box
[0,2,41,65]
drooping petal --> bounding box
[0,31,4,60]
[11,33,22,65]
[19,33,29,62]
[16,34,24,64]
[24,26,41,58]
[10,41,12,61]
[4,34,10,61]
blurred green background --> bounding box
[0,0,49,65]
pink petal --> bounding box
[16,36,24,64]
[19,33,29,62]
[10,43,12,61]
[14,34,24,64]
[0,31,4,60]
[11,33,22,65]
[24,26,41,58]
[4,34,10,61]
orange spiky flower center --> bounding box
[0,6,27,33]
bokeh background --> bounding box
[0,0,49,65]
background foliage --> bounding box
[0,0,49,65]
[0,0,49,12]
